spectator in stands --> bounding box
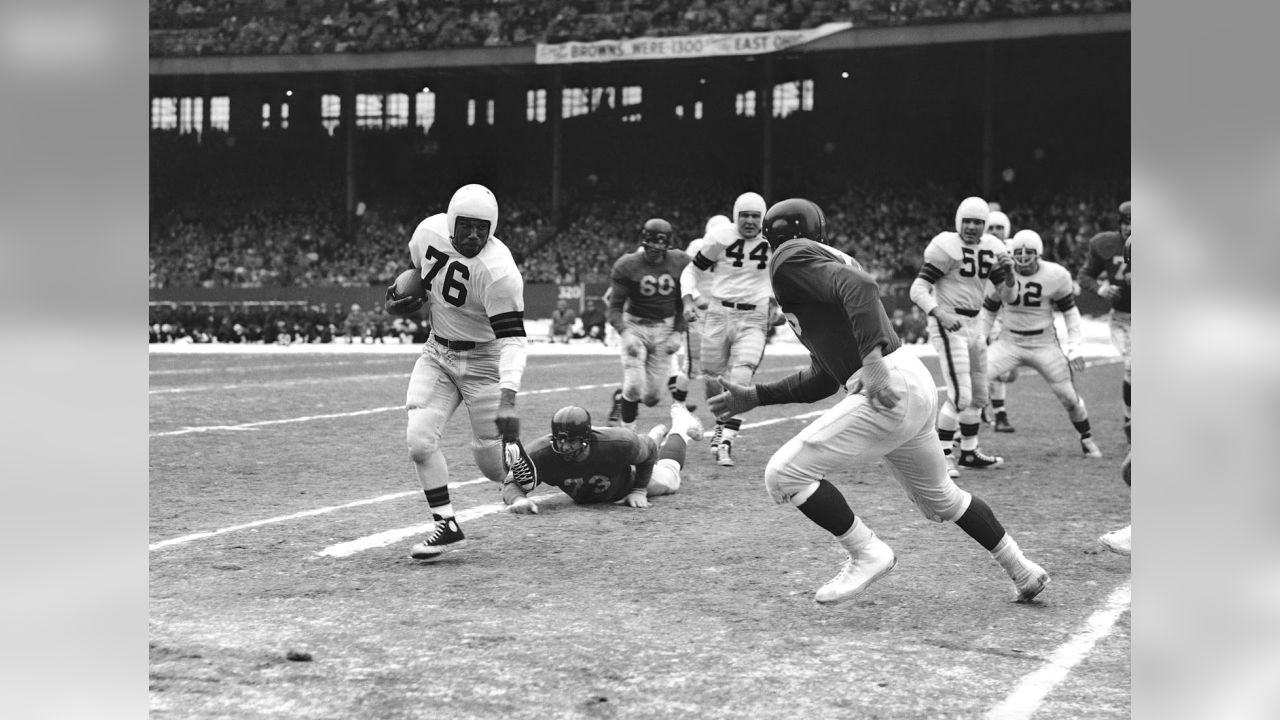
[579,298,608,343]
[549,299,577,344]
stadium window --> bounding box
[467,99,476,127]
[802,79,814,111]
[279,102,289,130]
[150,97,177,130]
[735,90,756,118]
[773,79,814,118]
[385,93,409,128]
[416,90,436,133]
[675,105,684,119]
[694,101,703,120]
[210,97,230,132]
[321,94,341,136]
[261,102,271,129]
[526,88,546,123]
[178,97,202,135]
[486,98,495,126]
[590,87,615,111]
[622,86,642,106]
[356,94,384,129]
[562,88,588,118]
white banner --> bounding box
[535,22,852,65]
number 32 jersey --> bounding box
[407,213,525,342]
[918,231,1009,314]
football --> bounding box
[392,268,428,300]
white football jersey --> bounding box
[407,214,525,342]
[919,231,1009,313]
[693,222,773,306]
[990,260,1076,334]
[683,236,715,300]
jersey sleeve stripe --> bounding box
[982,296,1003,312]
[489,311,527,338]
[1053,295,1076,312]
[692,252,714,271]
[917,263,944,284]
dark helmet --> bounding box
[550,405,592,458]
[640,218,673,263]
[762,198,827,250]
[1118,200,1132,240]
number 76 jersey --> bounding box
[408,213,525,342]
[919,231,1010,313]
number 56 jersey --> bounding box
[918,231,1009,314]
[408,213,525,342]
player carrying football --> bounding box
[1077,200,1132,444]
[384,183,529,561]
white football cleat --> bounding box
[716,439,735,467]
[815,537,897,605]
[1012,559,1051,603]
[647,424,668,444]
[1081,437,1103,458]
[944,451,960,479]
[1099,525,1131,556]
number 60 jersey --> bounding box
[408,213,525,342]
[918,231,1010,314]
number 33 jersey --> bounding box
[408,213,525,342]
[919,231,1009,314]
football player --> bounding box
[909,196,1013,478]
[385,184,529,561]
[1077,200,1132,443]
[607,218,691,430]
[710,198,1049,605]
[668,214,732,415]
[982,209,1019,434]
[979,230,1102,458]
[680,192,775,466]
[1098,233,1132,555]
[502,403,703,513]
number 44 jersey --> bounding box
[408,213,525,342]
[919,231,1010,314]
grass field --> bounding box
[149,338,1131,719]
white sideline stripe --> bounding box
[984,581,1132,720]
[148,478,491,551]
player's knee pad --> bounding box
[648,459,681,496]
[764,444,813,505]
[471,439,506,483]
[957,406,982,426]
[910,485,971,523]
[405,412,443,464]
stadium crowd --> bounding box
[150,0,1130,57]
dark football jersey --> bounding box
[609,249,691,322]
[525,427,656,504]
[1080,231,1131,313]
[767,240,901,387]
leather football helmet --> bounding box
[954,196,991,242]
[1118,200,1132,240]
[446,184,499,258]
[640,218,673,263]
[550,406,592,458]
[1009,229,1043,274]
[762,198,827,250]
[733,192,766,238]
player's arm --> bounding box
[607,264,630,332]
[980,290,1003,341]
[909,238,961,331]
[1075,237,1107,292]
[621,434,659,508]
[684,233,724,301]
[485,271,528,442]
[1053,287,1087,371]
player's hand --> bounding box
[846,358,899,411]
[1066,346,1086,373]
[621,490,650,509]
[384,287,425,317]
[683,306,699,323]
[931,308,962,332]
[495,389,520,442]
[708,376,759,421]
[993,254,1015,287]
[507,496,539,515]
[1096,282,1122,301]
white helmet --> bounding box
[705,214,731,235]
[1009,229,1043,273]
[446,184,499,257]
[733,192,766,219]
[986,210,1011,241]
[954,196,990,235]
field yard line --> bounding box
[148,477,491,551]
[150,382,621,438]
[984,580,1132,720]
